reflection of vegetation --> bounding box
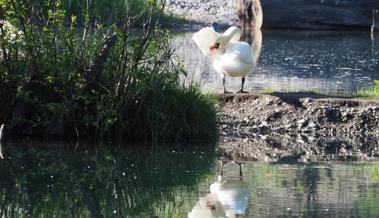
[2,148,379,218]
[0,144,216,217]
[244,163,379,217]
[356,165,379,218]
[371,166,379,181]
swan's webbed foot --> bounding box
[222,77,232,94]
[237,90,249,93]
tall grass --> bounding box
[261,83,379,99]
[350,80,379,98]
[0,0,217,143]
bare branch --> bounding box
[0,124,4,159]
[84,33,118,82]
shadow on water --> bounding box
[268,91,333,107]
[0,143,217,218]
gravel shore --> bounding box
[166,0,237,27]
[166,0,376,29]
[217,93,379,162]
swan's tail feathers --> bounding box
[0,124,4,159]
[192,27,221,56]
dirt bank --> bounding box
[217,93,379,162]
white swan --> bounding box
[192,26,254,93]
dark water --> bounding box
[172,30,379,94]
[1,144,379,217]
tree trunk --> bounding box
[84,33,118,82]
[234,0,263,35]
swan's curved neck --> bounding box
[211,27,241,59]
[220,26,241,44]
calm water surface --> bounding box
[172,30,379,94]
[0,144,379,217]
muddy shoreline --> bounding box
[216,93,379,162]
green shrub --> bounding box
[0,0,217,143]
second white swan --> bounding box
[193,26,254,93]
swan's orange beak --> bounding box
[210,42,220,52]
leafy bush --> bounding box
[0,0,217,143]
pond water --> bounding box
[172,30,379,95]
[1,144,379,217]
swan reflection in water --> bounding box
[188,161,250,218]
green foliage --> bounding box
[0,0,218,143]
[57,0,147,25]
[351,80,379,98]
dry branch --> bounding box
[0,124,4,159]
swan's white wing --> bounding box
[214,42,254,77]
[192,27,221,56]
[225,42,253,64]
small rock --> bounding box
[285,124,295,129]
[303,98,311,104]
[340,147,347,154]
[301,128,312,133]
[308,122,318,128]
[297,119,308,128]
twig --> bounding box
[0,124,4,159]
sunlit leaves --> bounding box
[0,0,217,142]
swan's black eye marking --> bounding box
[210,42,221,51]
